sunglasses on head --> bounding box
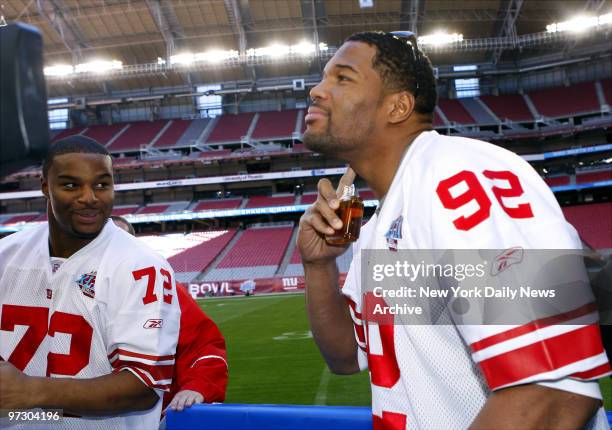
[388,31,421,94]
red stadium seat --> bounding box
[251,110,300,140]
[528,82,600,118]
[480,95,534,122]
[563,203,612,250]
[217,227,293,268]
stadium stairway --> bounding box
[595,81,608,108]
[276,225,299,276]
[196,228,245,281]
[522,93,541,120]
[460,98,498,126]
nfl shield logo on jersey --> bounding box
[76,271,97,298]
[385,215,403,251]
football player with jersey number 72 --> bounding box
[0,136,181,430]
[297,31,611,429]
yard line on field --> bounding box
[314,365,331,405]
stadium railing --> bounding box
[165,404,612,429]
[166,404,372,430]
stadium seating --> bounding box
[460,98,498,125]
[207,112,256,144]
[136,203,171,214]
[563,202,612,249]
[207,226,293,280]
[2,213,39,224]
[84,123,127,145]
[107,120,168,152]
[576,170,612,184]
[244,195,296,208]
[358,189,376,201]
[111,205,140,216]
[602,78,612,106]
[193,198,243,211]
[177,118,211,147]
[40,79,610,157]
[51,127,85,142]
[251,110,300,141]
[528,82,600,118]
[153,120,193,148]
[167,230,237,282]
[432,114,446,127]
[285,244,353,276]
[544,176,570,187]
[437,99,476,125]
[480,94,534,122]
[299,193,318,205]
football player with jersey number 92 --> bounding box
[297,31,611,430]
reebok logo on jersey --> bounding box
[144,319,163,329]
[491,247,523,276]
[385,215,403,251]
[76,271,97,298]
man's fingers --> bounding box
[314,196,343,230]
[304,211,336,236]
[317,178,339,208]
[336,167,356,197]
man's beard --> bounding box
[303,122,371,157]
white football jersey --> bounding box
[342,131,611,429]
[0,221,181,429]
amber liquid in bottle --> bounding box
[326,186,364,245]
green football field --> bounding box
[197,293,612,410]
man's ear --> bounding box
[387,91,416,124]
[41,175,49,200]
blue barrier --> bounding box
[166,404,372,430]
[167,405,612,429]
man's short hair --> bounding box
[345,31,437,120]
[42,135,110,178]
[111,215,136,236]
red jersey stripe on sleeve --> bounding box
[347,298,362,319]
[471,302,598,353]
[108,348,174,363]
[111,358,173,382]
[571,362,612,380]
[478,324,607,390]
[118,366,171,391]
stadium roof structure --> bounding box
[2,0,611,96]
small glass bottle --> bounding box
[325,184,364,245]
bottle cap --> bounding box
[342,184,356,199]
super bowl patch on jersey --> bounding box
[76,271,97,298]
[385,215,403,251]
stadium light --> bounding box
[170,53,195,65]
[44,64,74,77]
[194,50,239,63]
[247,42,326,58]
[290,41,316,55]
[546,13,612,33]
[418,32,463,46]
[75,60,123,74]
